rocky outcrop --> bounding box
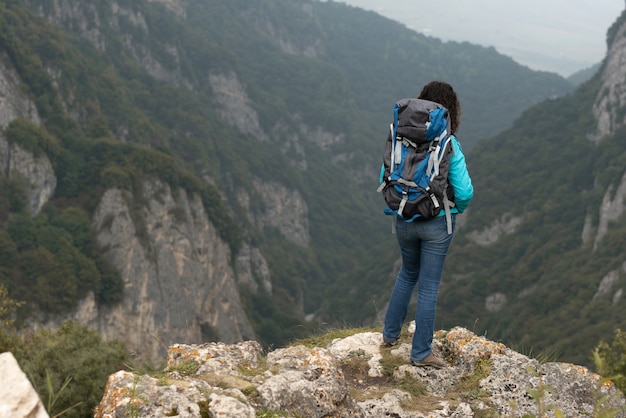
[14,172,267,365]
[582,169,626,251]
[95,326,626,418]
[467,213,522,246]
[235,244,272,294]
[590,11,626,143]
[234,176,310,247]
[0,352,49,418]
[0,137,57,217]
[251,178,310,247]
[24,0,106,51]
[63,180,259,363]
[587,11,626,255]
[485,291,507,312]
[593,262,626,304]
[25,0,188,85]
[0,57,55,217]
[0,59,41,129]
[241,3,325,58]
[594,171,626,250]
[209,72,270,142]
[146,0,187,19]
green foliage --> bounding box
[44,371,83,418]
[0,284,23,352]
[167,360,200,376]
[4,118,61,159]
[8,321,130,418]
[593,329,626,393]
[239,285,312,349]
[454,358,493,401]
[607,8,626,50]
[22,245,78,314]
[0,176,29,216]
[378,352,408,378]
[0,231,18,270]
[2,207,123,314]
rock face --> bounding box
[594,171,626,250]
[467,213,522,247]
[0,137,57,217]
[0,352,49,418]
[0,57,54,218]
[76,180,257,363]
[590,11,626,143]
[95,326,626,418]
[0,58,41,129]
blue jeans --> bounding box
[382,215,455,361]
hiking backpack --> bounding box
[377,98,455,233]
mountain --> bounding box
[568,62,602,86]
[0,0,585,364]
[435,8,626,367]
[326,9,626,367]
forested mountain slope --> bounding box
[0,0,579,362]
[438,10,626,366]
[326,8,626,367]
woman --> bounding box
[381,81,474,368]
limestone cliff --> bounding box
[585,10,626,253]
[590,11,626,144]
[67,180,259,363]
[7,164,267,364]
[0,136,57,217]
[0,57,54,217]
[0,58,41,129]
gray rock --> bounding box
[0,352,49,418]
[96,326,626,417]
[38,180,256,365]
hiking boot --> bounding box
[382,337,398,347]
[411,352,446,369]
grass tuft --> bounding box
[289,326,377,349]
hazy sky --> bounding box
[337,0,625,76]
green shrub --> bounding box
[593,329,626,392]
[1,292,129,418]
[12,321,130,418]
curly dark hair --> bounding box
[418,81,461,134]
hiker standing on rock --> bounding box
[379,81,474,368]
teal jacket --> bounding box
[443,135,473,215]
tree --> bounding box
[0,284,23,353]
